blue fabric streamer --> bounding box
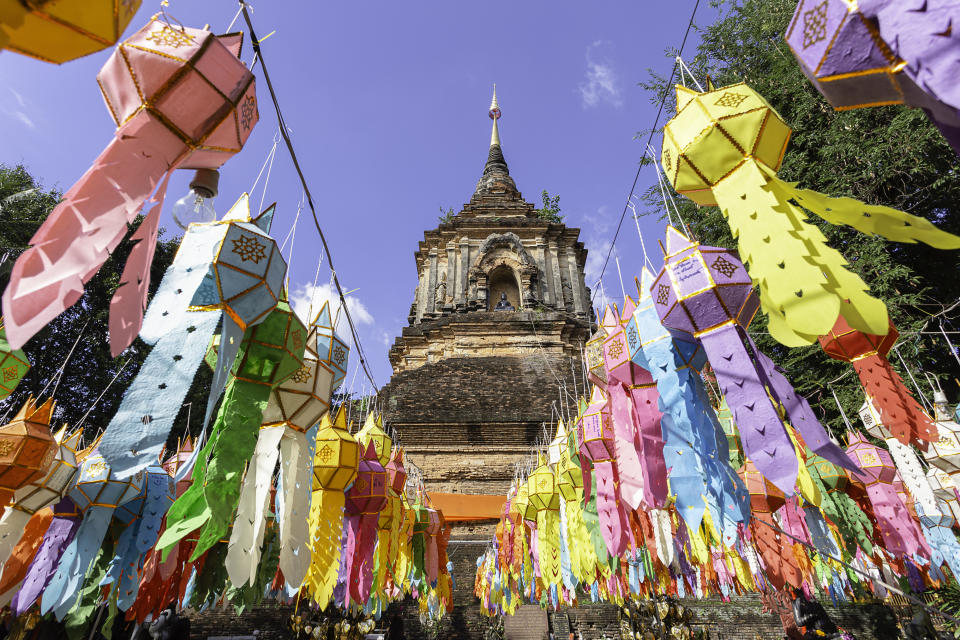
[631,268,750,543]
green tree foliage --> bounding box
[535,190,564,223]
[438,206,456,224]
[0,164,210,442]
[638,0,960,435]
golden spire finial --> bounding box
[488,84,501,147]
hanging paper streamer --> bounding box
[786,0,960,153]
[225,424,284,588]
[2,16,258,353]
[158,298,305,560]
[0,0,140,63]
[528,456,561,589]
[806,451,875,556]
[741,460,803,590]
[12,498,82,615]
[0,397,57,508]
[821,318,935,448]
[629,267,749,543]
[576,387,629,557]
[660,82,960,348]
[101,463,173,611]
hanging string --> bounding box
[892,344,934,414]
[940,319,960,369]
[627,198,655,272]
[240,2,380,391]
[225,4,245,32]
[829,385,854,435]
[614,252,627,301]
[249,129,280,200]
[675,55,705,92]
[74,357,133,432]
[589,0,702,304]
[648,143,688,232]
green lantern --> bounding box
[158,299,307,560]
[0,321,29,399]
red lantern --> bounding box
[820,317,934,449]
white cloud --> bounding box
[579,41,623,109]
[289,282,374,345]
[6,89,35,129]
[13,111,35,129]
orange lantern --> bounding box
[0,397,56,506]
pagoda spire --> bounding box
[490,84,501,147]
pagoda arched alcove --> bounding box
[469,232,538,310]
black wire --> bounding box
[590,0,702,305]
[239,2,379,392]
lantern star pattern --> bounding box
[0,0,141,64]
[661,81,960,348]
[821,317,935,448]
[786,0,960,154]
[2,15,259,355]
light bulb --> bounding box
[171,188,216,229]
[172,169,220,230]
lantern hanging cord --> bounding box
[750,514,960,627]
[240,1,378,391]
[590,0,701,305]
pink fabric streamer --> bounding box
[608,383,646,511]
[594,460,630,557]
[108,170,173,356]
[3,115,182,351]
[627,382,668,508]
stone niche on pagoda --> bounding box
[381,89,594,499]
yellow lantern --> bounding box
[528,455,560,513]
[312,406,359,492]
[0,0,141,64]
[357,412,391,467]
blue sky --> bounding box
[1,1,718,390]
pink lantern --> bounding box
[846,432,930,558]
[344,442,387,605]
[3,15,258,355]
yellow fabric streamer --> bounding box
[304,489,344,607]
[536,510,562,588]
